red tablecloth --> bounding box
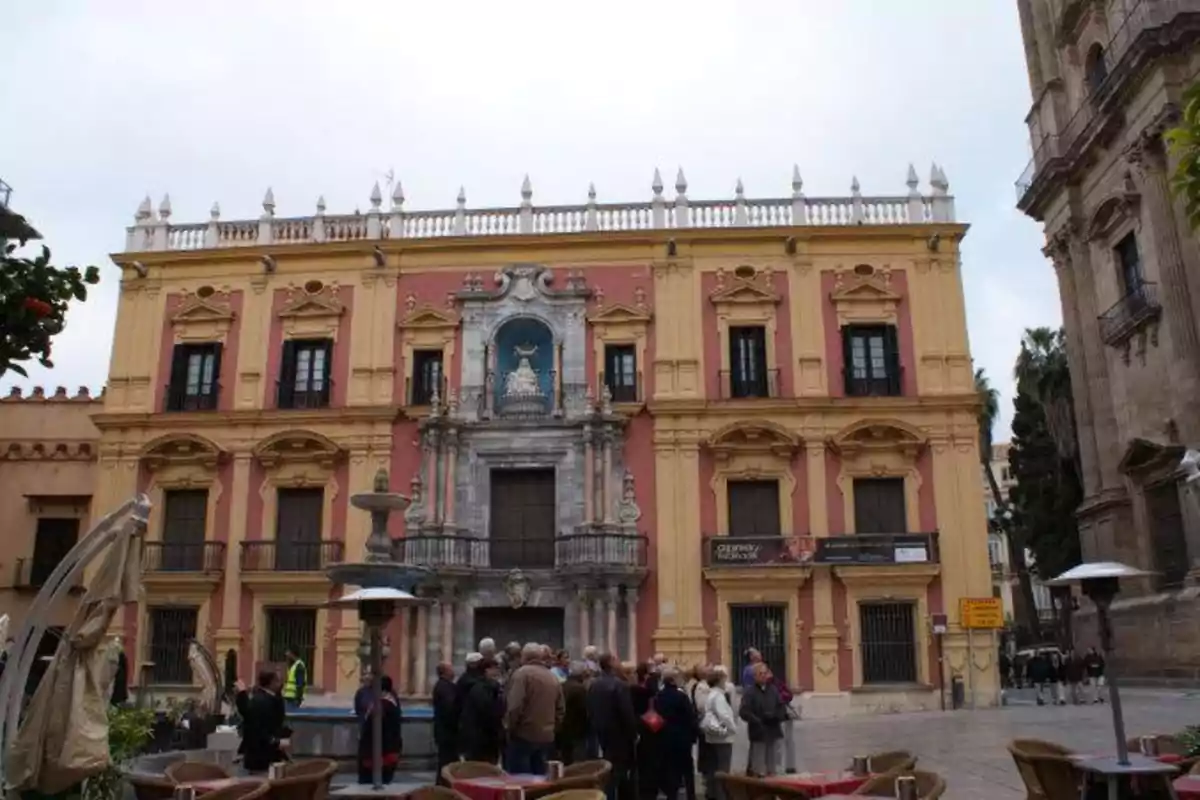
[1175,775,1200,800]
[766,772,869,797]
[452,774,548,800]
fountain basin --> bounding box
[350,493,411,513]
[326,562,431,591]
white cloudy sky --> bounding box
[0,0,1057,436]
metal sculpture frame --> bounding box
[0,494,151,788]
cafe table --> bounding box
[178,778,259,795]
[765,771,870,797]
[451,773,549,800]
[1070,754,1181,800]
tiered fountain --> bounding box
[326,469,430,794]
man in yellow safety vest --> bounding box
[282,649,307,709]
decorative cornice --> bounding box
[91,404,400,430]
[2,386,105,403]
[277,283,346,320]
[252,429,345,470]
[1,441,95,461]
[709,268,781,307]
[828,418,928,460]
[140,432,226,472]
[397,297,461,331]
[704,419,801,461]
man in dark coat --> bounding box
[432,662,459,783]
[739,663,785,777]
[557,663,590,764]
[459,657,505,764]
[236,670,291,772]
[358,675,402,785]
[586,655,637,800]
[656,667,699,800]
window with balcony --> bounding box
[853,477,907,534]
[160,489,208,571]
[166,343,221,412]
[28,518,80,587]
[728,479,781,537]
[603,344,638,403]
[1115,232,1143,294]
[279,339,332,409]
[148,607,197,684]
[859,601,917,684]
[728,326,769,398]
[410,349,444,405]
[1085,43,1108,96]
[276,488,324,570]
[842,325,901,397]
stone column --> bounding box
[592,591,605,652]
[606,586,619,656]
[1130,135,1200,443]
[625,588,639,662]
[414,603,429,695]
[443,431,458,526]
[602,431,614,524]
[578,589,591,647]
[583,427,595,524]
[396,607,411,696]
[441,590,455,665]
[425,430,439,523]
[552,341,562,414]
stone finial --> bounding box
[792,165,804,197]
[447,388,459,415]
[906,164,920,195]
[851,176,861,196]
[53,386,67,399]
[210,202,221,220]
[373,468,389,493]
[136,196,153,222]
[934,163,950,192]
[600,383,613,414]
[405,293,417,313]
[588,182,596,202]
[584,383,596,414]
[391,180,405,209]
[675,168,688,196]
[7,387,20,398]
[262,187,276,217]
[457,186,467,208]
[651,168,664,197]
[31,387,44,399]
[316,195,327,214]
[158,194,172,221]
[634,285,646,307]
[370,182,383,210]
[521,174,533,204]
[77,386,90,398]
[930,163,948,193]
[735,178,745,200]
[594,286,605,307]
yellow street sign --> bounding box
[960,597,1004,629]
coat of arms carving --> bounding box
[503,568,532,609]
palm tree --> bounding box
[975,368,1040,637]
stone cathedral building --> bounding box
[1015,0,1200,680]
[0,168,996,715]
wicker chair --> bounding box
[127,773,179,800]
[442,761,505,784]
[1008,740,1082,800]
[268,758,339,800]
[405,787,473,800]
[865,750,917,774]
[165,761,233,783]
[560,760,612,782]
[534,791,607,800]
[716,773,799,800]
[526,776,610,800]
[851,770,945,799]
[201,781,271,800]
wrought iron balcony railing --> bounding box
[394,533,648,571]
[1098,281,1162,345]
[164,383,220,412]
[600,371,643,404]
[717,368,783,400]
[142,541,227,573]
[240,540,344,572]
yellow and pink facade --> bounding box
[59,166,996,715]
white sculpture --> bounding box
[505,344,542,397]
[1182,449,1200,483]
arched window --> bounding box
[1085,43,1108,96]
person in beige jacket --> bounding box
[504,643,565,774]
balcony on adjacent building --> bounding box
[142,541,227,573]
[395,532,647,572]
[1099,281,1162,345]
[1015,0,1200,208]
[240,540,344,572]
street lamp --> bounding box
[1045,561,1152,766]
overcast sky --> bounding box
[0,0,1057,437]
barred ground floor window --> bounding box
[859,601,917,684]
[265,607,317,683]
[729,604,787,678]
[148,606,198,684]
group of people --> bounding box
[429,640,799,800]
[1003,646,1107,705]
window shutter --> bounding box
[884,326,901,395]
[209,342,223,400]
[841,328,854,395]
[321,340,334,405]
[167,345,189,411]
[278,340,297,408]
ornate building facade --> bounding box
[7,167,993,714]
[1015,0,1200,680]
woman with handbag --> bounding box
[656,666,700,800]
[773,673,799,774]
[700,667,736,800]
[632,662,663,800]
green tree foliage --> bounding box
[80,705,155,800]
[0,242,100,380]
[1166,81,1200,230]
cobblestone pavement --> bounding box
[738,688,1200,799]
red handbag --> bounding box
[641,699,664,733]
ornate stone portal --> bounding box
[393,264,645,695]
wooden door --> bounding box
[489,469,556,568]
[277,488,324,570]
[162,489,208,570]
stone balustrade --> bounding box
[122,164,957,253]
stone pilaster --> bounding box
[625,588,639,662]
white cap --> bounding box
[466,652,483,665]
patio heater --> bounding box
[326,469,430,791]
[1044,561,1152,767]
